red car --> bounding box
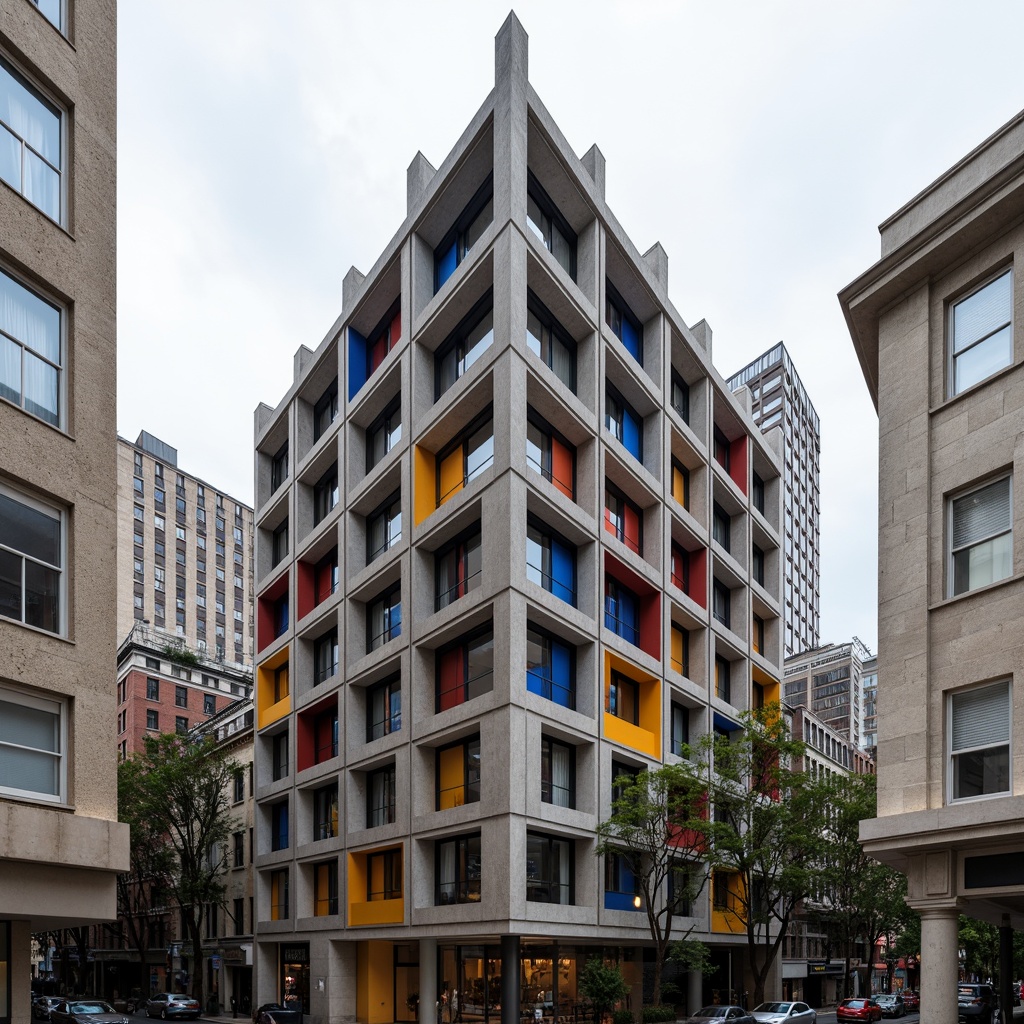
[837,999,883,1023]
[901,992,919,1011]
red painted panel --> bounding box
[623,505,640,554]
[297,561,315,621]
[638,590,660,659]
[689,548,707,609]
[390,309,402,344]
[437,648,465,711]
[551,439,574,500]
[257,572,289,653]
[729,435,748,496]
[296,708,314,773]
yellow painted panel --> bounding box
[603,653,660,758]
[438,448,464,508]
[672,466,686,506]
[358,941,395,1023]
[671,625,684,669]
[604,712,660,758]
[414,446,436,526]
[257,647,291,729]
[258,694,290,730]
[710,872,747,933]
[349,896,404,927]
[356,943,369,1023]
[438,746,464,809]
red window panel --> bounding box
[437,648,466,711]
[551,437,574,500]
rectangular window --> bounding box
[272,519,289,568]
[608,671,639,725]
[671,371,690,423]
[0,267,62,427]
[367,301,402,379]
[314,860,339,917]
[605,386,642,461]
[367,675,401,741]
[752,544,765,586]
[436,413,494,508]
[270,869,289,920]
[671,702,690,757]
[526,291,576,392]
[367,764,396,827]
[315,547,339,604]
[715,655,731,703]
[367,492,402,563]
[527,626,575,710]
[671,459,689,511]
[367,849,402,901]
[232,769,245,803]
[526,520,576,606]
[0,484,62,634]
[526,413,575,500]
[0,58,62,222]
[313,783,338,841]
[436,296,494,399]
[271,443,289,492]
[949,475,1012,596]
[752,472,765,514]
[540,736,575,808]
[233,897,244,935]
[367,584,401,651]
[950,269,1013,396]
[670,543,689,593]
[434,178,493,292]
[950,680,1010,800]
[175,685,187,708]
[272,731,289,781]
[146,708,158,731]
[605,281,643,365]
[713,578,731,628]
[436,628,494,711]
[146,677,160,700]
[670,624,689,677]
[204,693,215,716]
[313,705,338,764]
[233,831,244,869]
[435,525,482,611]
[175,716,188,734]
[435,833,481,904]
[526,172,576,279]
[604,483,642,555]
[30,0,64,32]
[314,629,338,686]
[526,832,574,905]
[604,851,638,909]
[713,427,731,472]
[313,378,339,443]
[752,614,765,655]
[435,736,483,814]
[313,463,339,525]
[367,398,402,471]
[604,576,640,647]
[271,801,289,851]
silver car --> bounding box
[752,1003,817,1024]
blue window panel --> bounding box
[604,593,618,633]
[527,662,549,698]
[622,408,641,461]
[550,538,575,606]
[551,642,572,707]
[621,317,641,362]
[436,243,458,292]
[348,328,367,400]
[604,891,638,911]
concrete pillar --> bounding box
[501,935,520,1024]
[687,970,703,1016]
[999,919,1013,1024]
[919,907,960,1024]
[420,939,438,1024]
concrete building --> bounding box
[840,109,1024,1024]
[251,15,786,1024]
[116,431,255,667]
[0,1,129,1019]
[860,655,877,755]
[727,344,820,657]
[782,640,870,747]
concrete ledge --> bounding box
[0,800,130,874]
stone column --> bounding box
[999,918,1013,1024]
[919,907,960,1024]
[501,935,520,1024]
[687,970,703,1017]
[420,939,438,1024]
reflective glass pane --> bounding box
[23,350,57,425]
[954,325,1012,393]
[0,548,21,619]
[0,121,21,196]
[24,560,58,631]
[0,267,60,362]
[0,491,59,563]
[0,334,20,405]
[24,149,58,220]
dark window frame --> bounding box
[605,279,644,366]
[605,481,643,555]
[604,383,643,461]
[434,290,495,400]
[527,623,577,710]
[435,832,482,905]
[366,490,402,564]
[435,625,495,712]
[526,407,577,499]
[313,462,340,526]
[366,673,401,742]
[435,735,481,811]
[540,735,576,808]
[366,763,397,828]
[526,169,578,279]
[671,370,690,423]
[366,298,402,379]
[434,408,495,506]
[608,670,640,725]
[313,378,339,443]
[526,289,577,392]
[366,395,402,472]
[526,830,575,906]
[712,578,731,629]
[433,175,494,293]
[435,522,483,611]
[526,515,577,606]
[367,582,402,652]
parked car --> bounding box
[254,1004,303,1024]
[681,1008,757,1024]
[143,995,200,1021]
[33,997,63,1021]
[875,994,905,1018]
[901,991,919,1011]
[837,998,883,1023]
[958,984,997,1024]
[752,1002,816,1024]
[49,1001,130,1024]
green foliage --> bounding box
[612,1011,635,1024]
[959,916,1000,979]
[668,939,714,977]
[639,1006,675,1022]
[163,642,201,667]
[578,958,630,1018]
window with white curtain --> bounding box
[949,475,1012,597]
[0,482,63,634]
[0,684,65,802]
[0,267,61,427]
[541,736,574,808]
[435,833,481,905]
[526,832,573,905]
[950,680,1010,800]
[0,58,62,221]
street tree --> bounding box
[578,957,631,1022]
[596,763,710,1006]
[120,732,239,1010]
[696,703,830,1007]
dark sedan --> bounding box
[144,995,200,1021]
[682,1008,757,1024]
[254,1004,303,1024]
[48,1001,130,1024]
[33,997,62,1021]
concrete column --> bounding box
[501,935,520,1024]
[999,919,1013,1024]
[919,907,960,1024]
[687,970,703,1016]
[420,938,438,1024]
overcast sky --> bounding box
[116,0,1024,655]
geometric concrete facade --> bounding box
[253,15,784,1024]
[0,1,129,1020]
[841,108,1024,1024]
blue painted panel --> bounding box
[436,243,457,291]
[622,408,641,460]
[551,539,575,605]
[348,328,367,400]
[551,643,571,707]
[622,317,641,363]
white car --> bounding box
[752,1002,817,1024]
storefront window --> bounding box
[394,945,419,1024]
[280,944,309,1015]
